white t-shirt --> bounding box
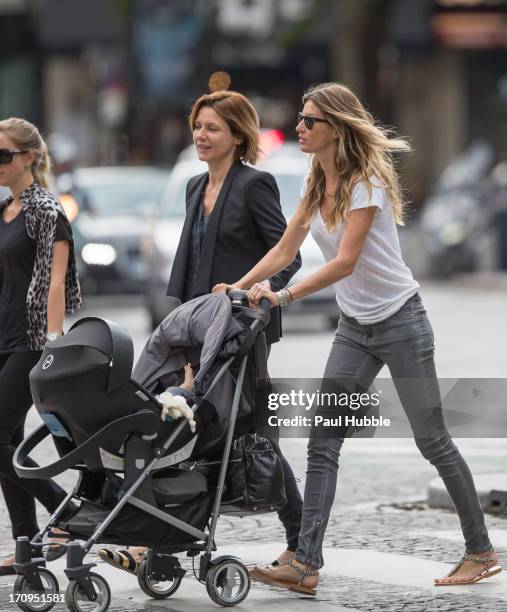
[308,178,419,324]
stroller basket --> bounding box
[61,494,213,553]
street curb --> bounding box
[427,473,507,511]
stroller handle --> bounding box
[227,288,271,327]
[227,288,271,356]
[227,288,271,311]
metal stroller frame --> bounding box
[11,290,271,611]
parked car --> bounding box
[420,141,495,278]
[141,135,337,329]
[60,166,168,295]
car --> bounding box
[420,141,495,278]
[141,135,337,329]
[60,166,169,295]
[0,185,10,201]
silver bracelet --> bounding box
[276,288,293,307]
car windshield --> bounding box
[271,171,305,215]
[76,175,167,216]
[160,167,197,218]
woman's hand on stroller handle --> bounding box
[212,283,275,311]
[212,282,236,294]
[246,282,278,309]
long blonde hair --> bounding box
[0,117,52,189]
[300,83,411,230]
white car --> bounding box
[141,137,337,328]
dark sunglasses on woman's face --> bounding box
[297,113,331,130]
[0,149,28,165]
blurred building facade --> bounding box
[0,0,506,205]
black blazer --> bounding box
[166,160,302,343]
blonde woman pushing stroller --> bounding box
[213,82,501,594]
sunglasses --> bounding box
[297,113,331,130]
[0,149,29,165]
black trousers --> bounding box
[0,351,68,541]
[270,439,303,551]
[264,344,303,551]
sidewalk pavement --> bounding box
[1,538,506,611]
[446,271,507,290]
[1,544,359,612]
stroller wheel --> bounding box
[205,558,250,607]
[65,573,111,612]
[137,558,182,599]
[13,568,59,612]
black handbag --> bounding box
[223,433,287,512]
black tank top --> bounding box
[0,210,70,353]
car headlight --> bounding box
[440,222,466,246]
[59,194,79,223]
[81,243,117,266]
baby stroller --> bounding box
[12,291,280,611]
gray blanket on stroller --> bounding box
[133,293,248,396]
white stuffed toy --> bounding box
[158,391,196,433]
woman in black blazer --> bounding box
[170,90,302,560]
[99,90,303,574]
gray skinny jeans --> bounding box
[295,293,491,569]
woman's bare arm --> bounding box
[46,241,69,335]
[287,207,377,300]
[213,202,309,292]
[246,206,377,306]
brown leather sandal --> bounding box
[267,551,295,569]
[251,558,319,596]
[434,547,502,586]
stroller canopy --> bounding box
[133,292,249,395]
[31,317,134,403]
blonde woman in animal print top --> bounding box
[0,118,81,573]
